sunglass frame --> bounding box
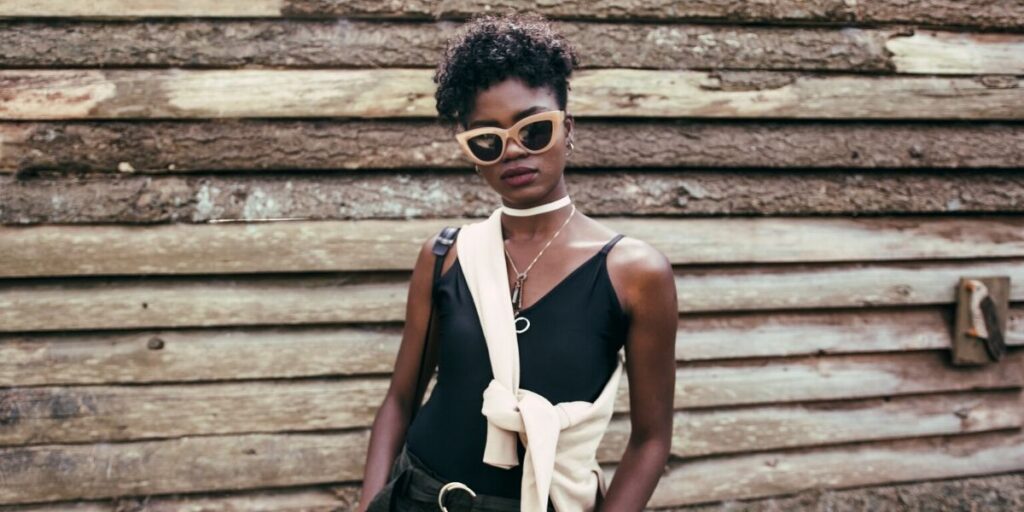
[455,110,566,166]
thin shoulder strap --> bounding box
[432,226,460,284]
[410,226,460,424]
[600,233,626,254]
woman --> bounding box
[359,12,676,512]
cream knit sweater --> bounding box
[457,206,625,512]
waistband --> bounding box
[393,444,555,512]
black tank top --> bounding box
[405,233,629,498]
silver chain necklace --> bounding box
[504,204,577,334]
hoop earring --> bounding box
[567,139,575,155]
[474,165,482,174]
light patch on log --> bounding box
[0,71,115,119]
[887,30,1024,74]
[0,0,285,16]
[2,69,1022,120]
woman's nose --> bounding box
[503,135,528,159]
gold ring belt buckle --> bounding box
[438,481,477,512]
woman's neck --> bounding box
[499,194,575,242]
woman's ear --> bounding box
[564,112,575,142]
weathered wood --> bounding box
[2,69,1020,120]
[858,1,1024,31]
[2,260,1022,332]
[0,0,284,17]
[637,350,1024,412]
[3,308,1021,386]
[5,365,1019,449]
[887,30,1024,74]
[4,171,1023,225]
[570,70,1023,119]
[0,379,390,446]
[3,408,1024,506]
[5,120,1022,174]
[659,472,1024,511]
[677,307,1024,362]
[675,259,1024,313]
[2,0,1022,30]
[0,487,360,512]
[600,390,1023,460]
[643,429,1024,507]
[4,21,1018,75]
[5,216,1024,278]
[0,431,370,505]
[0,273,403,332]
[3,349,1021,448]
[7,473,1024,511]
[0,327,402,386]
[0,69,435,120]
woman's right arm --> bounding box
[355,233,443,511]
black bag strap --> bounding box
[409,225,460,423]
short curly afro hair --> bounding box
[433,12,580,131]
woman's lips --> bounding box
[502,170,539,187]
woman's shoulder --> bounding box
[416,228,460,281]
[579,215,665,265]
[601,230,674,318]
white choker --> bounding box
[500,195,572,217]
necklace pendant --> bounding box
[514,315,531,334]
[511,274,526,313]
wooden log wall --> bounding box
[0,1,1022,510]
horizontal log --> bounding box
[0,326,400,386]
[0,431,370,505]
[1,0,1022,30]
[3,410,1024,506]
[5,121,1022,173]
[5,361,1019,449]
[679,307,1024,361]
[0,487,360,511]
[6,472,1024,511]
[5,215,1024,277]
[2,21,1018,75]
[2,348,1021,448]
[644,350,1024,412]
[3,308,1022,386]
[4,170,1023,225]
[2,260,1022,331]
[662,472,1024,510]
[0,379,389,446]
[675,259,1024,313]
[0,20,887,72]
[601,390,1023,460]
[644,428,1024,507]
[5,346,1022,448]
[2,69,1020,120]
[0,272,402,331]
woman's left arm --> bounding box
[599,243,678,511]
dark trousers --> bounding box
[365,443,558,512]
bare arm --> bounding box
[356,233,443,511]
[599,242,677,511]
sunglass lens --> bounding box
[467,134,503,162]
[520,120,554,151]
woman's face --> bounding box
[460,77,574,205]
